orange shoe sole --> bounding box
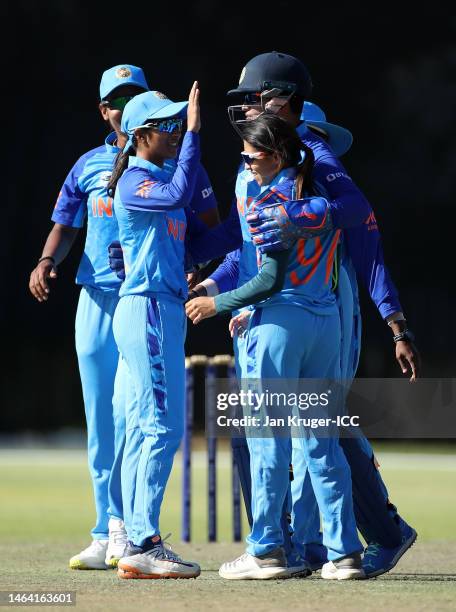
[117,565,199,580]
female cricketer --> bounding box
[29,65,149,570]
[108,84,202,579]
[29,67,219,571]
[187,113,364,581]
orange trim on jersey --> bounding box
[324,230,341,284]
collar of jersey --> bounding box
[105,132,121,154]
[128,156,172,183]
[258,167,296,194]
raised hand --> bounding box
[187,81,200,133]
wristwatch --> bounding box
[393,329,415,344]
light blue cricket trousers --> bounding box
[113,294,186,546]
[290,266,388,552]
[75,286,125,539]
[243,304,362,561]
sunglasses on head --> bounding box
[138,118,184,133]
[102,95,134,111]
[240,151,270,164]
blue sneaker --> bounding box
[303,543,328,571]
[362,517,417,578]
[286,550,312,578]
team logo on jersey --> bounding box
[365,211,378,231]
[239,66,246,84]
[116,67,132,79]
[154,91,169,100]
[98,171,112,187]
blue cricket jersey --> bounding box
[115,131,200,301]
[236,168,340,314]
[205,123,401,319]
[52,132,217,295]
[164,158,217,214]
[52,132,122,292]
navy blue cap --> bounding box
[227,51,312,97]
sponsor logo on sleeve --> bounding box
[326,171,351,182]
[201,186,213,199]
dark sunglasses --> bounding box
[102,95,134,111]
[140,118,184,133]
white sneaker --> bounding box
[321,553,365,580]
[69,540,109,570]
[117,534,200,579]
[105,518,128,568]
[219,548,289,580]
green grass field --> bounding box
[0,444,455,611]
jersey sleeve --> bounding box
[209,249,241,293]
[214,250,290,314]
[51,151,94,228]
[186,198,243,263]
[120,131,200,212]
[344,212,403,319]
[311,140,371,228]
[189,163,218,213]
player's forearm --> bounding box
[344,223,402,319]
[40,223,79,265]
[214,250,290,314]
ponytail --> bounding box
[294,143,314,199]
[108,148,134,198]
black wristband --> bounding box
[393,329,415,343]
[186,285,208,302]
[38,256,56,265]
